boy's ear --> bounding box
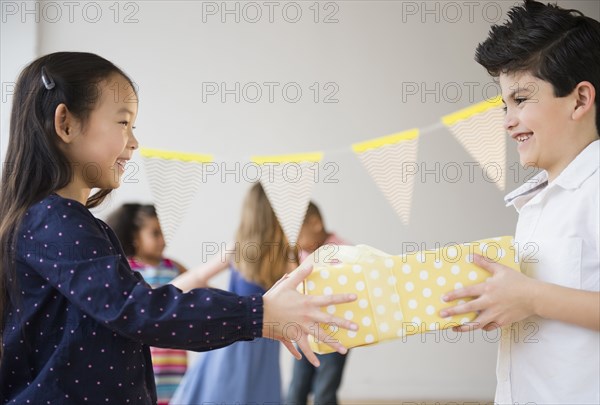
[572,81,596,121]
[54,103,79,144]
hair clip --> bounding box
[41,67,55,90]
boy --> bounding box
[287,202,349,405]
[441,1,600,403]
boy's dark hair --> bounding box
[475,0,600,135]
[105,204,158,257]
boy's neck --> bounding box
[547,136,598,183]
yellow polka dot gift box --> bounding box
[300,236,520,354]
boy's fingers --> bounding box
[453,320,485,332]
[440,298,481,318]
[483,321,501,331]
[442,283,483,303]
[473,253,500,274]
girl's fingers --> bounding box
[314,324,348,355]
[295,335,320,367]
[282,263,313,289]
[309,312,358,333]
[310,293,357,307]
[270,273,290,290]
[281,339,302,360]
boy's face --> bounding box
[500,72,577,179]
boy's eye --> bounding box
[515,97,527,105]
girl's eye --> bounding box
[119,122,137,130]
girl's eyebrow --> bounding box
[117,107,135,115]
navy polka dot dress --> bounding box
[0,194,263,404]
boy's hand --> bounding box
[262,257,358,367]
[439,253,539,332]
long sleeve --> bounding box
[1,194,263,404]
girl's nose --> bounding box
[128,132,139,150]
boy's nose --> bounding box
[503,110,518,131]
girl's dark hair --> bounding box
[105,204,158,257]
[475,0,600,135]
[0,52,136,354]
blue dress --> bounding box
[0,194,264,404]
[170,268,282,405]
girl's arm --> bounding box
[171,255,229,292]
[440,254,600,331]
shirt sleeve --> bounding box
[16,197,263,351]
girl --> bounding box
[0,52,357,404]
[170,182,297,404]
[106,204,189,405]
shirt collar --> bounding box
[504,139,600,209]
[553,139,600,190]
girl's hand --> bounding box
[439,253,539,332]
[262,259,358,367]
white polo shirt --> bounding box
[495,140,600,404]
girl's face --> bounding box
[66,73,139,190]
[134,216,166,261]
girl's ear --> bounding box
[54,103,79,144]
[572,81,596,121]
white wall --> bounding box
[2,0,598,401]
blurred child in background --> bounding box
[169,182,297,404]
[287,202,349,405]
[106,204,189,405]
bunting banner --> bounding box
[139,96,506,241]
[352,129,420,226]
[251,152,324,246]
[442,96,506,190]
[140,148,213,244]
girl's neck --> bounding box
[54,184,91,206]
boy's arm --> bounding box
[440,254,600,332]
